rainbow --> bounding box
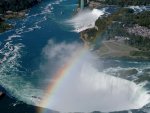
[38,47,89,113]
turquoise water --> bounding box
[0,0,150,112]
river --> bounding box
[0,0,150,113]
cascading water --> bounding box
[67,8,105,32]
[39,41,150,112]
[0,0,150,113]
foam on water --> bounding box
[45,62,150,112]
[67,8,105,32]
[0,38,44,105]
[6,35,21,41]
[39,41,150,112]
[128,6,150,13]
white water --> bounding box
[128,6,150,13]
[67,8,105,32]
[0,0,71,107]
[46,63,150,112]
[0,39,44,105]
[41,41,150,112]
[0,0,69,107]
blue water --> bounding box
[3,2,80,71]
[0,0,82,106]
[0,0,150,112]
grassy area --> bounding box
[116,11,150,28]
[130,51,150,58]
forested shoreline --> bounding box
[90,0,150,6]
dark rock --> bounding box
[0,22,13,33]
[0,18,4,23]
[117,69,138,77]
[0,94,57,113]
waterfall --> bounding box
[40,41,150,112]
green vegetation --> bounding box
[116,11,150,28]
[90,0,150,6]
[82,8,133,42]
[128,35,150,50]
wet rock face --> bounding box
[0,0,42,14]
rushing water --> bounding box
[0,0,150,113]
[39,42,150,112]
[0,0,80,106]
[66,8,105,32]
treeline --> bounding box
[128,34,150,51]
[0,0,41,14]
[132,11,150,28]
[90,0,150,6]
[115,10,150,28]
[100,9,150,50]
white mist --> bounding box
[41,42,150,112]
